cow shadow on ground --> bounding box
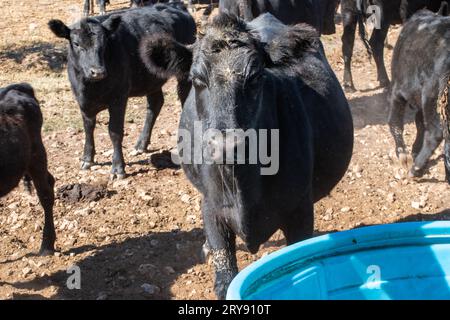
[0,228,205,299]
[348,91,415,129]
[0,42,67,72]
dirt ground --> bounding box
[1,1,450,300]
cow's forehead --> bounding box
[71,20,104,36]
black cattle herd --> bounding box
[0,0,449,299]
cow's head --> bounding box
[141,13,318,152]
[48,16,122,81]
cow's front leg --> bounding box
[202,201,238,300]
[108,104,126,180]
[99,0,106,15]
[81,113,96,170]
[83,0,90,17]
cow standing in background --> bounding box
[49,4,196,179]
[83,0,172,16]
[341,0,450,92]
[219,0,340,35]
[388,8,450,182]
[0,83,56,255]
[140,13,354,299]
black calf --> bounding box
[388,9,450,182]
[0,83,56,254]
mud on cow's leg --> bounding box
[134,90,164,154]
[81,113,97,170]
[202,201,238,300]
[388,94,408,168]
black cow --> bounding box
[140,13,354,298]
[83,0,110,16]
[388,8,450,182]
[219,0,340,35]
[49,4,196,179]
[341,0,449,92]
[0,84,56,255]
[83,0,172,16]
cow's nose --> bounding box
[89,68,107,80]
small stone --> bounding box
[180,194,191,204]
[22,267,32,276]
[341,207,351,213]
[54,252,61,257]
[141,283,160,295]
[164,266,175,274]
[138,264,156,275]
[96,292,108,300]
[386,193,395,203]
[411,201,421,210]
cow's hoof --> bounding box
[81,161,94,170]
[398,151,410,169]
[130,149,145,156]
[39,248,55,256]
[379,80,390,88]
[408,166,423,178]
[201,241,211,263]
[110,173,126,181]
[344,85,356,93]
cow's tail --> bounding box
[23,175,33,194]
[356,0,372,59]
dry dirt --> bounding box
[1,1,450,300]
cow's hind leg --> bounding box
[410,96,443,177]
[342,11,357,92]
[369,24,390,88]
[388,94,408,168]
[28,145,56,255]
[202,201,238,300]
[134,90,164,154]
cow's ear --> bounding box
[140,34,193,80]
[103,16,122,33]
[48,19,71,40]
[438,2,449,16]
[266,24,319,65]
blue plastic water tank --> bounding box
[227,221,450,300]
